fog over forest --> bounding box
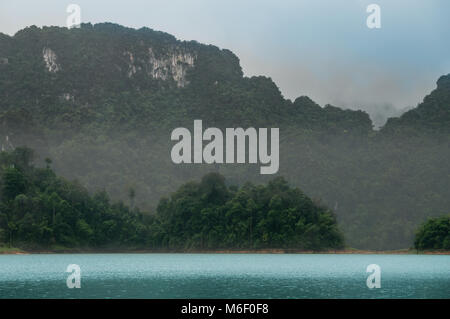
[0,23,449,251]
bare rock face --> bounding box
[124,51,139,78]
[1,135,14,152]
[123,47,195,87]
[148,48,196,87]
[42,47,60,73]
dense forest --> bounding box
[0,147,343,251]
[414,216,450,250]
[152,172,344,250]
[0,23,449,249]
[0,147,149,249]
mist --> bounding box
[238,52,441,128]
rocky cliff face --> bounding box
[0,23,448,250]
[146,47,195,87]
[120,47,195,86]
[0,23,241,112]
[42,47,61,73]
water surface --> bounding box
[0,254,449,298]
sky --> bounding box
[1,0,449,126]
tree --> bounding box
[414,216,450,250]
[128,187,136,210]
[2,167,26,201]
[45,157,52,169]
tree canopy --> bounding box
[0,148,343,251]
[414,216,450,250]
[0,24,449,250]
[150,172,344,250]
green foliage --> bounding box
[0,148,343,251]
[151,173,344,250]
[2,167,27,200]
[0,24,449,250]
[414,216,450,250]
[382,74,450,136]
[0,148,149,249]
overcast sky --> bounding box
[1,0,449,125]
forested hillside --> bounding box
[0,147,149,249]
[0,148,343,251]
[0,23,448,249]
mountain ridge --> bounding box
[0,23,449,250]
[0,23,373,128]
[1,23,448,134]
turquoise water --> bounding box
[0,254,449,298]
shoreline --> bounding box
[1,247,450,255]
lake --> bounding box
[0,254,449,298]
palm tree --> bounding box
[128,187,136,210]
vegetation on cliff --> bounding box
[0,23,449,249]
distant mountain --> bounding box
[0,23,448,250]
[382,74,450,135]
[0,23,372,133]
